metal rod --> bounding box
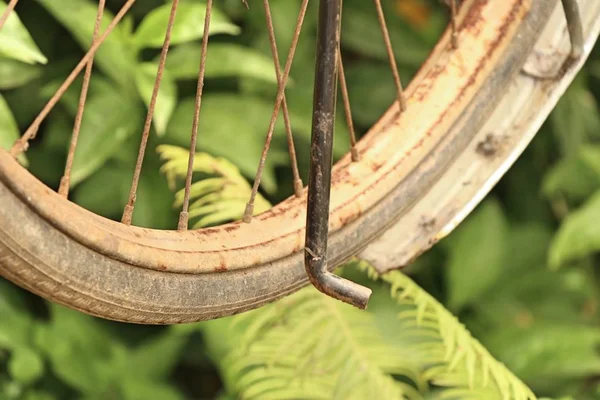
[305,0,372,309]
[242,0,309,223]
[178,0,213,231]
[122,0,179,226]
[561,0,583,59]
[450,0,458,49]
[59,0,106,198]
[262,0,303,197]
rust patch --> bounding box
[194,227,220,236]
[327,0,527,220]
[419,217,436,233]
[223,224,240,233]
[476,133,501,157]
[338,212,356,226]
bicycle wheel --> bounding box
[0,0,597,324]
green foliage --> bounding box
[158,144,271,227]
[1,1,600,399]
[193,264,534,400]
[0,2,47,65]
[549,191,600,269]
[444,199,509,311]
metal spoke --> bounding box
[122,0,180,226]
[337,48,359,162]
[0,0,19,31]
[561,0,583,59]
[10,0,136,157]
[263,0,303,198]
[373,0,407,113]
[58,0,106,198]
[243,0,310,223]
[178,0,213,231]
[450,0,458,48]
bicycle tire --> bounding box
[0,0,594,324]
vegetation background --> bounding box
[1,0,600,399]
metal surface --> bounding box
[361,0,600,272]
[562,0,583,59]
[305,0,371,309]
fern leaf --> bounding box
[157,145,271,227]
[368,265,536,400]
[202,263,538,400]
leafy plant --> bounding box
[158,144,271,227]
[1,1,600,399]
[192,263,536,400]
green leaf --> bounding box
[340,0,441,68]
[444,198,509,311]
[0,280,33,352]
[72,164,130,219]
[0,94,26,165]
[135,62,177,136]
[483,323,600,384]
[345,61,407,127]
[549,190,600,269]
[125,330,187,380]
[0,58,42,89]
[542,154,600,203]
[8,347,44,385]
[34,304,121,394]
[69,83,144,187]
[166,95,289,194]
[134,3,240,49]
[550,74,600,157]
[130,161,178,229]
[0,4,47,64]
[35,0,137,86]
[165,43,277,83]
[120,380,183,400]
[579,145,600,178]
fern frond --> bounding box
[206,290,422,400]
[157,145,271,227]
[202,263,538,400]
[364,264,536,400]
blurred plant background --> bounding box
[1,0,600,399]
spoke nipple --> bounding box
[58,177,70,198]
[350,147,360,162]
[293,179,303,198]
[178,211,189,231]
[243,202,254,223]
[451,33,458,49]
[9,141,26,157]
[399,95,408,112]
[121,204,134,226]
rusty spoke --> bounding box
[10,0,136,157]
[337,48,358,162]
[373,0,406,113]
[243,0,310,223]
[58,0,106,198]
[122,0,180,226]
[178,0,213,231]
[450,0,458,48]
[263,0,303,197]
[0,0,19,31]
